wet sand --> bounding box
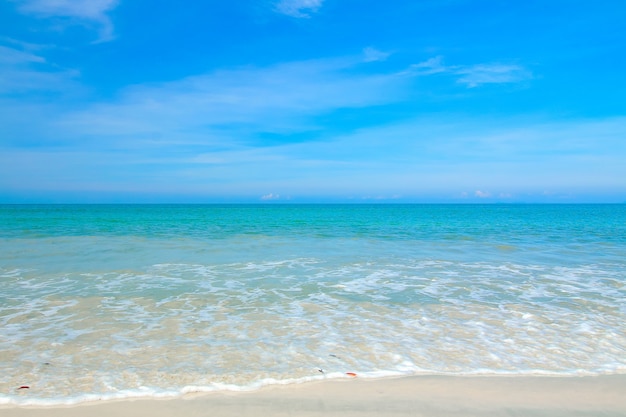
[2,375,625,417]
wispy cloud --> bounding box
[54,53,533,146]
[274,0,324,18]
[456,64,532,88]
[0,42,80,148]
[0,45,45,65]
[271,115,626,197]
[2,111,625,200]
[363,47,390,62]
[57,56,410,141]
[407,56,532,87]
[12,0,119,42]
[0,44,79,93]
[408,56,447,75]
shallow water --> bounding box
[1,204,625,404]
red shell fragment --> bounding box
[18,385,30,390]
[346,372,357,377]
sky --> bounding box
[1,0,625,203]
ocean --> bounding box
[1,204,625,405]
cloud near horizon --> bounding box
[3,108,624,202]
[261,193,283,200]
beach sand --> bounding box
[2,375,625,417]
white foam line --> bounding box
[4,368,626,407]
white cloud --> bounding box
[261,193,281,200]
[406,57,532,87]
[0,45,79,93]
[0,45,45,65]
[13,0,119,41]
[57,55,532,143]
[58,56,411,139]
[363,47,390,62]
[15,0,118,19]
[408,56,447,75]
[455,64,531,88]
[274,0,324,18]
[475,190,491,198]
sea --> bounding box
[1,204,625,405]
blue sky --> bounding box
[1,0,625,203]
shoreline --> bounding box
[2,374,625,417]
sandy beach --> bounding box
[2,375,625,417]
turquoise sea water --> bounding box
[1,204,625,405]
